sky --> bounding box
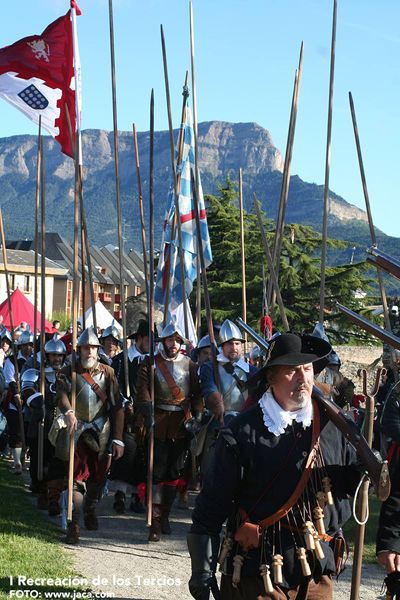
[1,0,400,237]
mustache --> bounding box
[294,384,311,392]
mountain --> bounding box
[0,120,398,278]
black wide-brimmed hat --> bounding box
[127,320,149,340]
[264,332,331,368]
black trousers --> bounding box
[152,437,190,484]
[108,431,137,485]
[27,436,57,487]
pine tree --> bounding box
[199,176,376,343]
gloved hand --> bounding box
[187,533,220,600]
[206,392,225,426]
[140,401,155,436]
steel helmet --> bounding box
[77,326,102,348]
[1,328,13,344]
[17,328,35,346]
[21,368,40,392]
[218,320,245,346]
[157,322,190,346]
[44,333,67,355]
[100,320,123,344]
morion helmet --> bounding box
[44,333,67,355]
[157,323,190,346]
[218,320,245,346]
[17,328,34,346]
[21,368,40,392]
[1,328,13,345]
[100,320,123,344]
[77,326,102,348]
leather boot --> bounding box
[83,481,104,531]
[64,483,84,545]
[177,491,189,510]
[113,490,126,514]
[130,493,145,513]
[36,481,48,511]
[47,478,64,516]
[161,485,177,535]
[65,523,80,545]
[148,504,163,542]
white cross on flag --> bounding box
[0,3,81,157]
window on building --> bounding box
[9,274,15,290]
[24,275,30,292]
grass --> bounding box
[0,459,87,600]
[343,493,381,563]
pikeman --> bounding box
[3,328,34,474]
[109,320,150,515]
[199,319,258,474]
[136,322,203,542]
[188,332,364,599]
[99,321,123,366]
[55,326,124,545]
[21,335,67,511]
[0,328,13,365]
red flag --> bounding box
[0,11,78,157]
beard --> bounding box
[165,346,180,359]
[81,356,97,369]
[294,387,311,409]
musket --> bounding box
[146,89,155,529]
[366,246,400,282]
[337,303,400,351]
[237,318,391,501]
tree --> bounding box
[198,176,377,343]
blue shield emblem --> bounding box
[18,84,48,110]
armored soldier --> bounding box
[55,326,124,544]
[21,335,67,510]
[0,328,13,366]
[136,323,203,542]
[3,328,34,474]
[99,321,123,366]
[109,320,150,514]
[199,320,258,474]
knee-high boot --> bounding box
[83,481,105,531]
[148,484,163,543]
[161,485,177,535]
[47,478,64,516]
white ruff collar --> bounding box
[258,390,313,437]
[128,344,148,363]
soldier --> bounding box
[0,328,13,365]
[199,320,258,474]
[21,335,67,511]
[3,328,34,474]
[99,321,123,366]
[136,323,203,542]
[109,320,150,514]
[55,326,124,544]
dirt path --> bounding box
[54,490,387,600]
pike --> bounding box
[268,42,304,311]
[37,136,46,482]
[33,117,42,367]
[0,208,26,452]
[146,89,155,529]
[349,92,397,377]
[132,123,149,303]
[160,26,189,338]
[319,0,337,324]
[252,192,289,332]
[237,318,391,502]
[336,303,400,351]
[239,168,247,354]
[108,0,130,398]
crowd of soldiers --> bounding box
[1,314,400,599]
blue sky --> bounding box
[1,0,400,237]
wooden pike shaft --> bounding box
[252,193,289,332]
[348,92,397,378]
[269,42,304,308]
[64,104,97,331]
[160,26,189,338]
[191,170,220,390]
[67,124,80,522]
[108,0,130,398]
[350,369,382,600]
[38,136,46,482]
[34,117,41,369]
[239,168,247,353]
[190,1,202,337]
[146,89,155,527]
[0,208,25,451]
[319,0,337,324]
[132,123,150,303]
[80,203,86,329]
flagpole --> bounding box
[147,89,155,528]
[108,0,130,397]
[0,209,26,452]
[132,123,149,303]
[189,1,202,339]
[239,168,247,354]
[38,136,46,482]
[319,0,337,324]
[33,116,42,370]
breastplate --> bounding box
[75,371,108,423]
[154,356,191,404]
[219,363,247,411]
